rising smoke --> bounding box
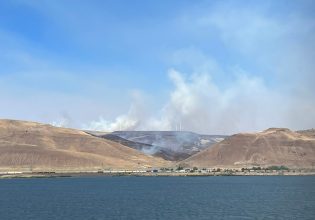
[83,68,302,135]
[83,3,315,134]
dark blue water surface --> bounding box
[0,176,315,220]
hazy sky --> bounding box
[1,0,314,134]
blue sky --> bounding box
[1,0,314,134]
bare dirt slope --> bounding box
[94,133,192,161]
[106,131,226,161]
[183,128,315,168]
[0,119,170,171]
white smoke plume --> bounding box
[83,90,149,131]
[82,5,315,135]
[83,67,312,135]
[50,112,73,128]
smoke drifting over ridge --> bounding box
[84,67,313,135]
[83,4,315,134]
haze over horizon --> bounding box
[1,0,314,135]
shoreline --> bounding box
[1,171,315,179]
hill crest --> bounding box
[183,128,315,168]
[0,119,170,171]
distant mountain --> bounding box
[96,131,227,161]
[0,119,170,171]
[183,128,315,168]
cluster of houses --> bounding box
[1,165,301,176]
[98,167,276,174]
[98,166,295,174]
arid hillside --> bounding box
[103,131,226,161]
[94,133,192,161]
[0,119,170,171]
[183,128,315,168]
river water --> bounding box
[0,176,314,220]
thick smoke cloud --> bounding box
[84,68,300,134]
[83,2,315,134]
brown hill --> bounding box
[0,119,170,172]
[183,128,315,168]
[297,129,315,138]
